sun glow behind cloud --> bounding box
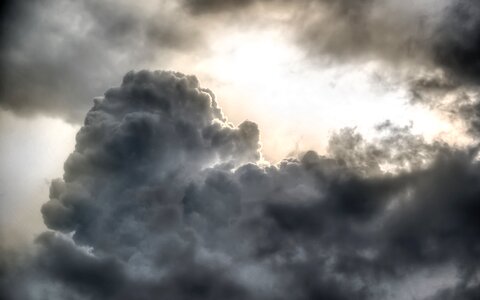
[167,29,466,162]
[0,111,78,246]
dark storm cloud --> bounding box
[0,0,203,122]
[432,0,480,84]
[2,70,480,299]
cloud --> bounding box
[0,0,204,122]
[183,0,257,14]
[2,0,479,127]
[182,0,439,65]
[3,1,480,298]
[2,70,480,299]
[181,0,480,124]
[432,0,480,84]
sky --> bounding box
[1,0,480,299]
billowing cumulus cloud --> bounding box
[3,2,480,299]
[2,70,480,299]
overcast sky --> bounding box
[2,1,480,299]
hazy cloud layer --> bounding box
[182,0,480,127]
[2,0,480,122]
[2,71,480,299]
[183,0,438,64]
[0,0,204,122]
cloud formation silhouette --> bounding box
[2,70,480,299]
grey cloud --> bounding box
[328,122,445,175]
[409,75,461,105]
[183,0,257,14]
[432,0,480,84]
[429,284,480,300]
[3,70,480,299]
[0,0,204,122]
[2,0,480,125]
[407,75,480,138]
[405,0,480,132]
[293,0,431,65]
